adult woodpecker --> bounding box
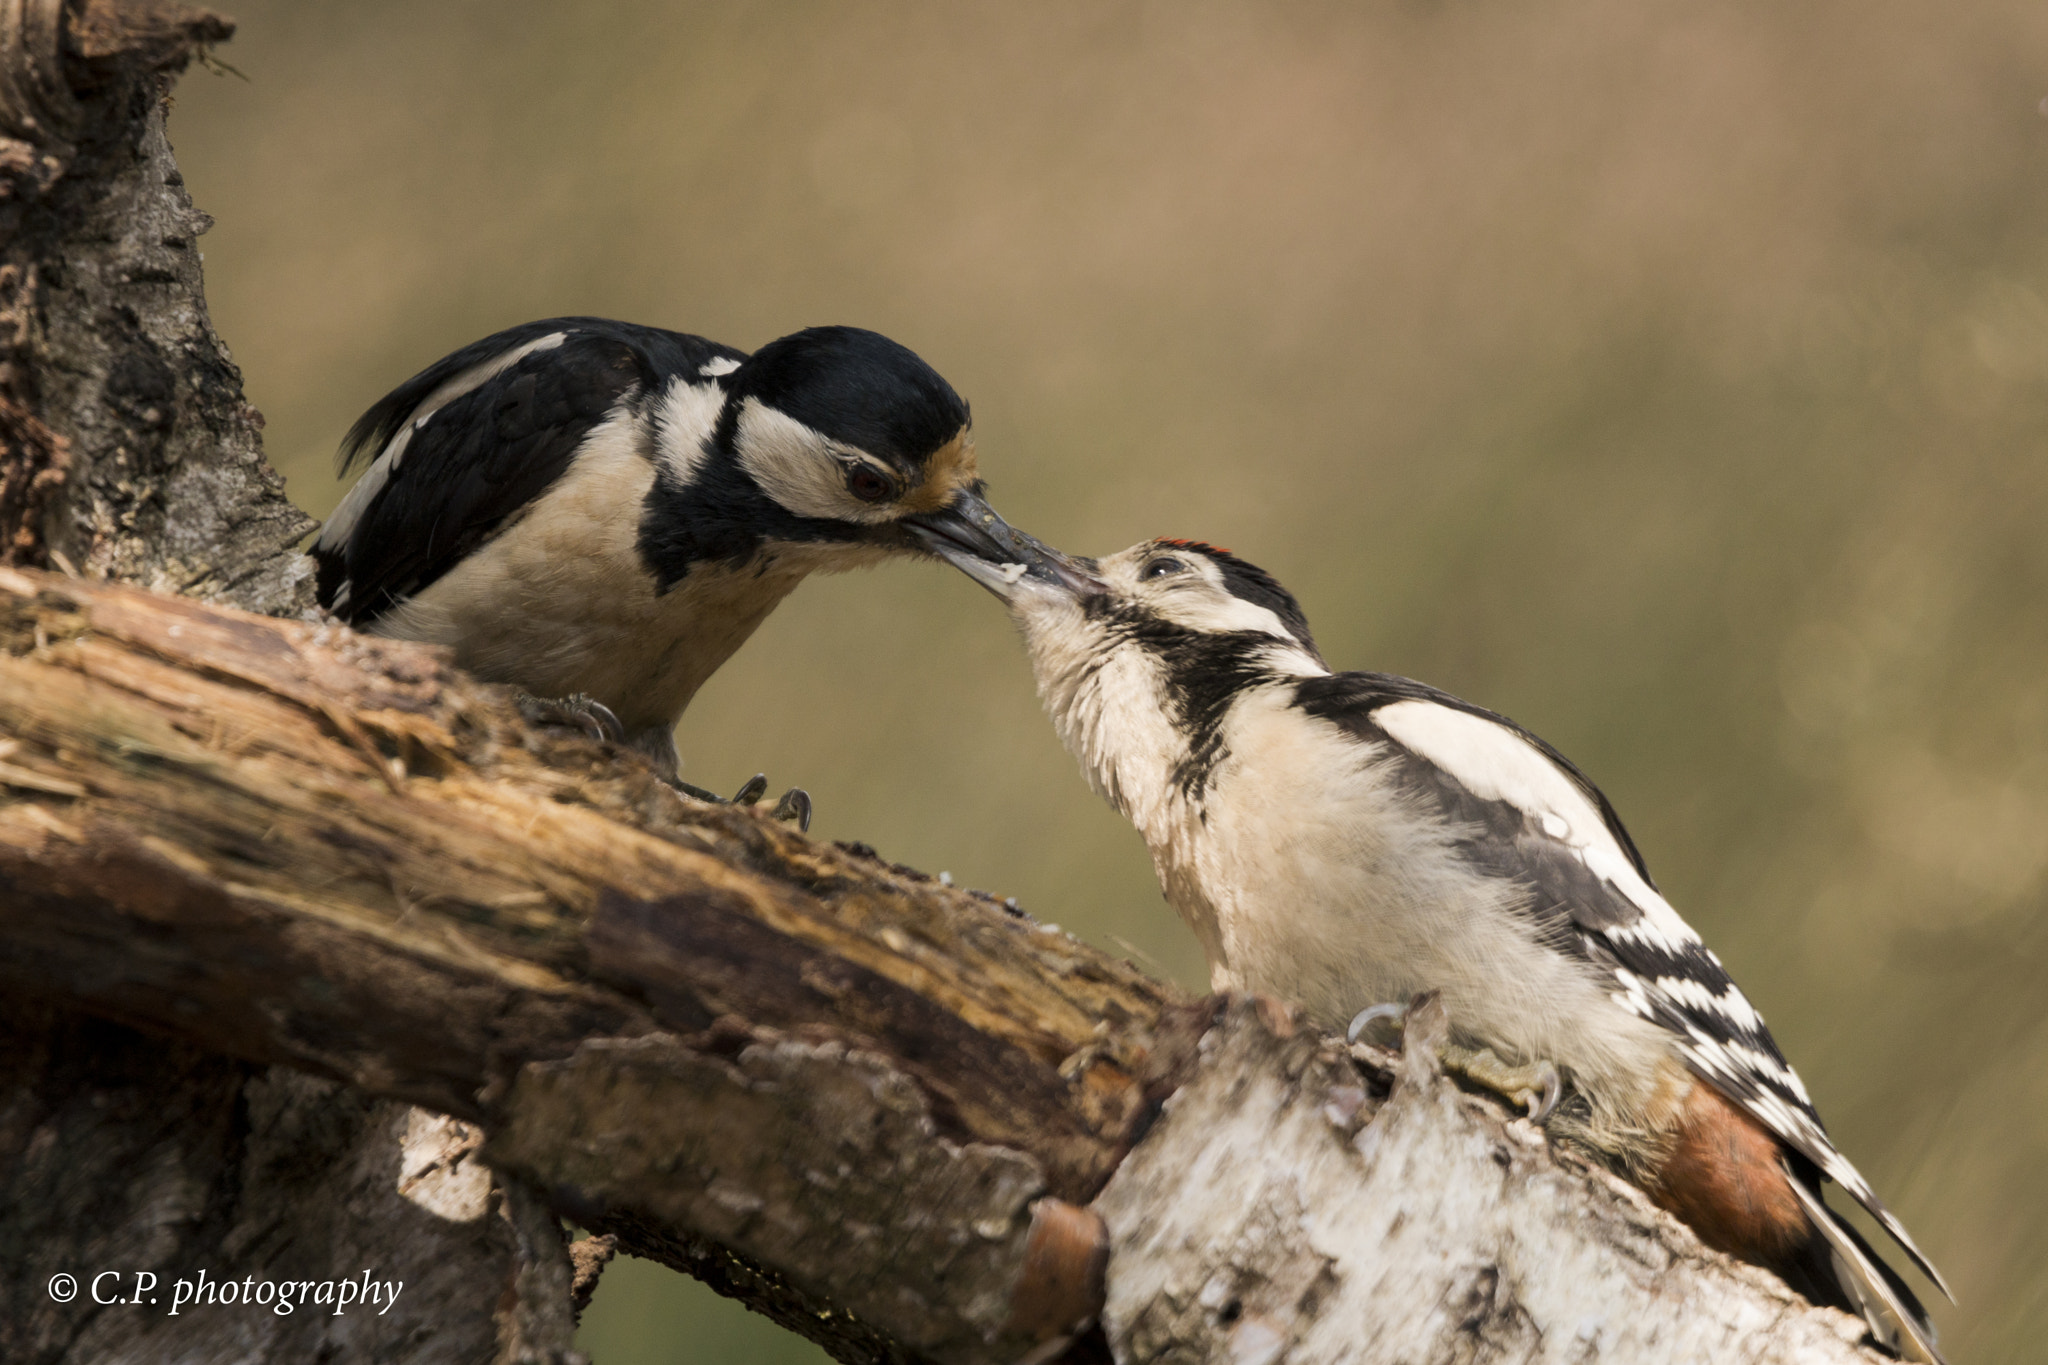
[928,533,1951,1362]
[312,317,1028,809]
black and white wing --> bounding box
[313,317,744,622]
[1294,670,1949,1297]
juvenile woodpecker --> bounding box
[312,317,1027,798]
[931,533,1951,1362]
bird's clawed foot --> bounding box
[1345,1002,1408,1046]
[1446,1047,1561,1125]
[737,773,814,832]
[516,691,628,745]
[512,695,812,835]
[1346,1001,1562,1123]
[768,788,813,830]
[674,772,813,833]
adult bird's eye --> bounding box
[847,465,895,503]
[1141,557,1185,581]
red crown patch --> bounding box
[1157,537,1232,556]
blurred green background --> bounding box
[169,2,2046,1359]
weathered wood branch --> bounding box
[0,565,1198,1363]
[0,569,1900,1364]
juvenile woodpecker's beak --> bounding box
[904,493,1104,601]
[998,531,1106,599]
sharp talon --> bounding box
[770,787,812,832]
[731,774,769,805]
[579,698,626,744]
[1347,1001,1408,1045]
[672,779,722,802]
[515,692,631,747]
[1525,1061,1561,1124]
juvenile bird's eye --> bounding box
[847,465,895,503]
[1141,556,1186,581]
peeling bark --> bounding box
[1094,997,1885,1365]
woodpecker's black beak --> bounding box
[902,493,1104,600]
[900,490,1021,565]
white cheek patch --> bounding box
[654,378,727,483]
[1155,585,1292,640]
[732,398,892,525]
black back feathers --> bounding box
[315,318,743,622]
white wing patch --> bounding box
[1373,696,1950,1292]
[1376,699,1709,952]
[316,330,571,562]
[316,422,415,562]
[411,330,568,422]
[1378,703,1802,1076]
[698,356,741,377]
[1375,701,1691,931]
